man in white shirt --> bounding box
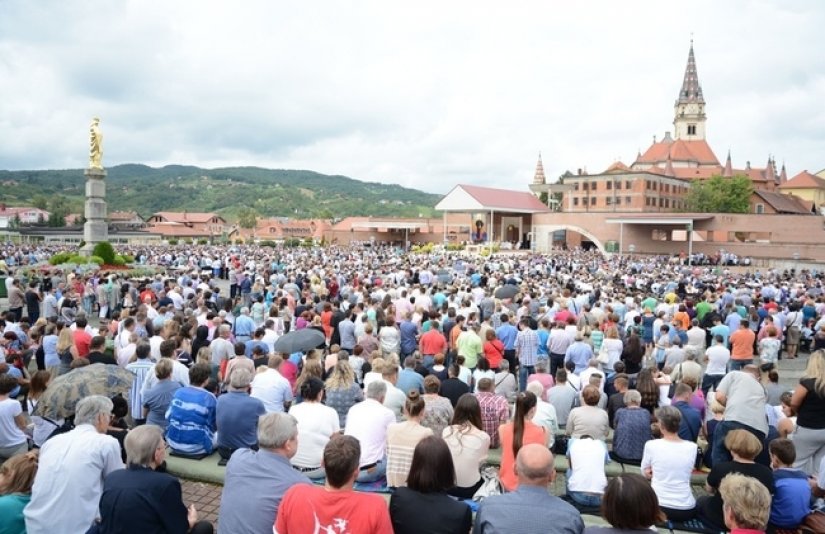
[251,355,294,412]
[261,319,281,354]
[701,334,730,396]
[380,366,407,422]
[140,340,191,395]
[685,320,706,359]
[209,325,235,375]
[344,381,395,483]
[24,396,124,534]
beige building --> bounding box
[777,171,825,213]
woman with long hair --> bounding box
[389,436,472,534]
[0,375,28,462]
[442,393,490,499]
[498,391,547,492]
[586,473,667,533]
[293,359,323,402]
[601,326,624,373]
[621,333,644,375]
[386,391,433,488]
[0,450,39,534]
[324,360,363,428]
[27,370,64,448]
[789,349,825,473]
[635,368,660,414]
[56,327,78,376]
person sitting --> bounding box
[420,375,454,438]
[142,358,182,432]
[670,382,702,442]
[498,392,548,492]
[474,444,584,534]
[390,436,472,534]
[288,377,340,480]
[566,385,609,441]
[0,374,28,462]
[610,390,651,466]
[216,368,265,465]
[217,413,311,534]
[250,354,294,413]
[344,380,396,483]
[697,429,775,532]
[640,406,698,522]
[526,381,559,439]
[275,435,392,533]
[606,373,628,428]
[526,358,554,399]
[440,363,470,408]
[718,473,772,534]
[95,424,213,534]
[767,438,811,530]
[475,377,510,449]
[566,434,608,509]
[548,368,577,429]
[442,393,490,499]
[386,390,433,488]
[0,450,39,534]
[166,363,217,456]
[493,359,517,399]
[582,473,667,533]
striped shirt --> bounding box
[166,387,217,455]
[125,359,155,420]
[515,328,539,367]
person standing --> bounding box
[711,365,768,467]
[496,313,518,375]
[729,320,756,371]
[515,318,539,392]
[24,396,124,534]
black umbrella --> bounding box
[273,328,326,354]
[494,285,518,300]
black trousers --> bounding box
[503,349,517,375]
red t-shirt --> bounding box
[275,484,392,534]
[483,339,505,369]
[419,330,447,355]
[73,329,92,357]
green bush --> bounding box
[121,254,135,263]
[167,239,179,245]
[234,239,244,245]
[49,252,73,265]
[92,241,116,265]
[113,255,126,266]
[259,240,277,247]
[89,255,104,265]
[197,239,208,245]
[285,238,301,247]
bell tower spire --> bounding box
[673,39,707,140]
[532,152,547,185]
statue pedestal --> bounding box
[81,168,108,255]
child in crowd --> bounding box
[768,438,811,530]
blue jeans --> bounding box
[356,458,386,483]
[566,473,602,508]
[711,420,765,467]
[518,364,535,392]
[728,359,752,372]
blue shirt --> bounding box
[710,324,731,348]
[142,379,181,430]
[673,400,701,442]
[473,485,584,534]
[216,391,265,450]
[536,329,550,357]
[770,468,811,528]
[217,449,311,534]
[244,340,269,358]
[399,321,418,354]
[496,324,518,350]
[564,342,593,375]
[396,368,424,394]
[166,386,217,455]
[233,315,255,337]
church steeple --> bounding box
[722,150,733,177]
[532,152,546,185]
[673,40,707,141]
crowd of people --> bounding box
[1,241,825,532]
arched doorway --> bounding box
[536,224,608,253]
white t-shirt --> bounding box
[472,369,495,391]
[705,344,730,376]
[442,425,490,488]
[0,398,27,447]
[289,401,340,468]
[567,437,608,494]
[250,369,293,413]
[641,438,697,510]
[344,399,395,466]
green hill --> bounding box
[0,165,442,220]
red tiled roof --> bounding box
[636,139,719,166]
[145,223,212,237]
[752,191,812,215]
[778,171,825,190]
[604,161,629,173]
[109,210,142,221]
[459,185,549,212]
[150,211,223,223]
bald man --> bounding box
[473,444,584,534]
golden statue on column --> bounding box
[89,117,104,170]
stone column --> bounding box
[81,168,108,255]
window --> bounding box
[615,181,621,190]
[606,197,613,205]
[615,197,621,205]
[626,181,632,189]
[607,181,613,190]
[583,198,588,205]
[625,196,631,204]
[659,198,664,207]
[583,182,589,191]
[591,197,596,206]
[665,199,670,208]
[645,180,651,190]
[653,182,658,191]
[688,124,696,136]
[574,183,579,191]
[755,203,764,214]
[592,182,598,191]
[573,197,579,206]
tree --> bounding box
[685,175,752,213]
[47,197,71,227]
[32,195,49,210]
[237,207,258,230]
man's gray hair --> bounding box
[498,359,510,371]
[74,395,114,426]
[229,368,254,390]
[624,389,642,406]
[257,412,298,450]
[125,424,164,466]
[366,380,387,401]
[535,359,548,373]
[218,324,231,336]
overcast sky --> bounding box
[1,1,823,194]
